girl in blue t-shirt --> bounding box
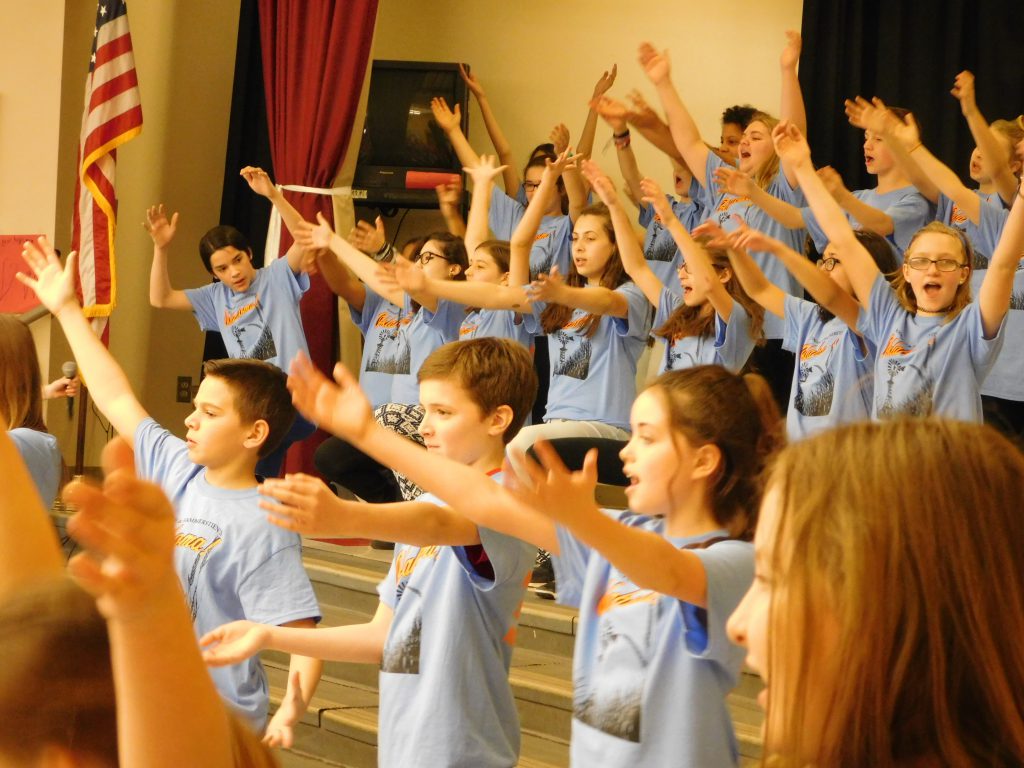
[776,120,1024,422]
[382,362,782,766]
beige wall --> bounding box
[44,1,241,467]
[365,0,804,237]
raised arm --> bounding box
[0,429,64,601]
[977,185,1024,337]
[550,124,588,220]
[510,148,574,287]
[435,177,466,238]
[382,256,530,312]
[844,96,941,204]
[144,205,193,310]
[240,166,308,273]
[576,65,617,161]
[314,247,366,311]
[464,155,507,255]
[778,31,807,136]
[582,159,662,306]
[639,43,711,188]
[286,354,559,552]
[64,441,234,768]
[19,238,149,444]
[529,268,630,319]
[774,123,879,308]
[297,213,404,306]
[431,96,480,170]
[952,70,1020,205]
[459,64,519,194]
[625,89,687,165]
[592,96,646,206]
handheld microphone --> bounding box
[62,361,77,418]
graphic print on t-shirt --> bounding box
[575,576,659,742]
[175,517,224,621]
[366,312,412,374]
[530,231,557,282]
[876,331,937,418]
[644,215,677,263]
[380,546,441,675]
[794,328,844,416]
[553,328,592,380]
[948,202,990,269]
[225,298,277,361]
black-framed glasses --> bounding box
[906,256,967,272]
[816,257,841,271]
[522,180,542,191]
[418,251,451,265]
[678,261,724,275]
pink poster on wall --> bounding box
[0,235,43,314]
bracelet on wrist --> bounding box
[612,128,630,139]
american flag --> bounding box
[71,0,143,341]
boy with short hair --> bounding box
[18,237,321,741]
[145,166,316,475]
[200,337,538,767]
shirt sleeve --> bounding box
[783,294,812,353]
[377,550,403,610]
[489,186,525,240]
[714,300,755,372]
[611,281,654,339]
[655,286,682,327]
[183,283,220,332]
[238,541,321,626]
[350,286,385,335]
[422,297,466,340]
[452,526,534,592]
[551,524,594,609]
[857,272,903,346]
[886,191,934,253]
[268,253,310,299]
[800,206,829,254]
[681,539,753,663]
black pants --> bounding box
[982,394,1024,446]
[314,435,401,504]
[526,437,629,486]
[747,339,795,414]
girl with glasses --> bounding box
[775,120,1024,422]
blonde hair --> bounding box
[891,222,973,322]
[991,118,1024,176]
[764,419,1024,767]
[0,314,46,432]
[747,111,782,191]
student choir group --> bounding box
[4,30,1024,768]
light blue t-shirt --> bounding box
[704,153,806,339]
[653,289,755,375]
[802,186,934,257]
[936,191,1008,269]
[422,299,537,350]
[8,427,61,508]
[376,482,534,768]
[553,514,752,767]
[638,181,706,292]
[489,187,572,280]
[536,282,651,430]
[184,256,310,371]
[857,274,1005,421]
[350,287,407,408]
[971,262,1024,401]
[388,295,464,405]
[782,295,875,440]
[133,418,320,731]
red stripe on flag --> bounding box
[82,107,143,170]
[94,32,134,67]
[89,69,139,111]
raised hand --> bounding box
[591,64,618,99]
[260,472,350,536]
[239,166,277,199]
[435,177,463,208]
[144,204,179,248]
[264,670,303,748]
[458,63,485,98]
[714,166,756,197]
[464,154,508,186]
[780,30,801,69]
[287,352,375,444]
[199,620,271,667]
[625,89,662,130]
[771,120,812,167]
[389,254,427,294]
[950,70,977,116]
[590,95,630,133]
[579,159,618,206]
[17,236,79,315]
[691,219,733,249]
[816,166,848,199]
[638,43,671,85]
[348,216,386,255]
[431,96,462,133]
[726,219,779,254]
[545,146,578,180]
[62,438,178,622]
[526,265,566,304]
[638,177,672,219]
[550,123,570,155]
[508,441,601,529]
[299,211,336,251]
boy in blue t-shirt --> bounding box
[200,338,537,768]
[18,236,321,741]
[145,166,316,476]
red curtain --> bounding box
[257,0,378,473]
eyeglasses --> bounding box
[522,181,542,191]
[678,261,724,275]
[418,251,451,265]
[816,257,841,271]
[905,256,967,272]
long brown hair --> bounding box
[540,204,627,337]
[891,222,974,323]
[0,314,46,432]
[648,366,783,537]
[653,241,765,345]
[764,419,1024,767]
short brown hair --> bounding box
[417,338,537,444]
[202,359,296,457]
[0,315,46,432]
